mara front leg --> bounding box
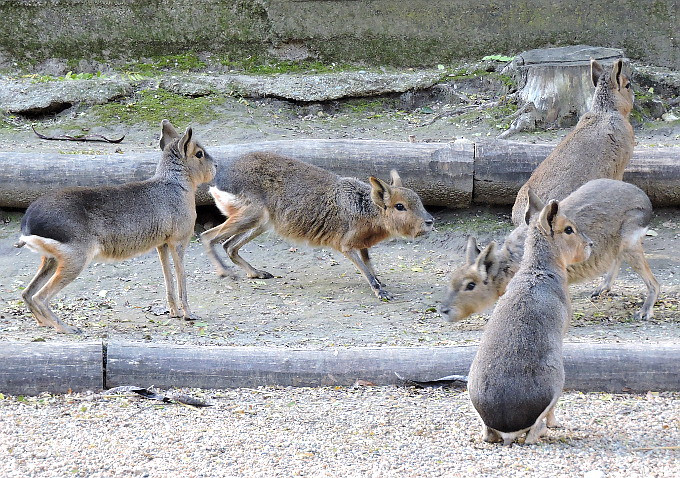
[360,248,383,287]
[157,244,180,317]
[343,249,393,300]
[169,240,193,320]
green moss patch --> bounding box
[120,53,207,76]
[93,88,225,125]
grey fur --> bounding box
[511,59,635,226]
[468,199,592,446]
[17,120,216,333]
[441,179,659,322]
[201,152,434,300]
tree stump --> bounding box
[500,45,630,137]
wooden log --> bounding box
[563,343,680,393]
[1,139,679,209]
[0,342,102,395]
[473,140,680,207]
[105,342,478,389]
[0,152,159,209]
[0,139,474,209]
[211,139,474,208]
[106,341,680,392]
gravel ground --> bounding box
[0,387,678,478]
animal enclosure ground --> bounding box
[1,206,678,347]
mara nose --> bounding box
[439,304,450,316]
[424,215,434,227]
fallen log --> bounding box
[473,140,680,207]
[1,341,678,394]
[0,139,678,209]
[0,342,102,395]
[104,341,680,393]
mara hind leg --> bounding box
[481,424,503,443]
[223,224,273,279]
[30,253,90,334]
[621,242,660,320]
[22,256,58,327]
[525,395,560,445]
[546,403,561,428]
[200,204,267,278]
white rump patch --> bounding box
[209,186,238,217]
[18,235,62,257]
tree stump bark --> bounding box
[500,45,630,136]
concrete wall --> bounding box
[1,0,677,68]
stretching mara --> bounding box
[468,199,592,446]
[440,179,659,322]
[16,120,216,333]
[201,152,434,300]
[511,59,634,225]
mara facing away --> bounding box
[468,199,592,446]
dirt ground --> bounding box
[0,75,679,348]
[1,203,678,348]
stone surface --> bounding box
[0,77,132,115]
[0,1,677,68]
[202,70,447,102]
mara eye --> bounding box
[565,226,574,234]
[625,82,631,89]
[395,203,406,211]
[465,282,476,291]
[196,150,204,159]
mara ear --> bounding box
[178,126,193,160]
[591,59,604,87]
[159,119,179,151]
[474,241,498,280]
[524,187,545,225]
[390,169,403,187]
[538,200,560,236]
[465,236,480,265]
[612,59,624,90]
[369,176,392,210]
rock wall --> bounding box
[0,0,677,68]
